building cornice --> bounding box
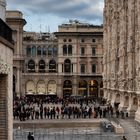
[0,36,14,50]
[54,32,103,37]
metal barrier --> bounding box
[13,128,140,140]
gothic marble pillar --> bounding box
[103,89,108,99]
[135,97,140,123]
[111,92,116,107]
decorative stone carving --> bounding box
[0,59,10,74]
[104,0,140,122]
[127,79,133,91]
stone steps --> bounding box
[13,119,100,129]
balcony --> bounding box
[0,18,12,43]
[13,54,25,61]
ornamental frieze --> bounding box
[0,59,10,74]
[127,78,133,91]
[118,80,126,90]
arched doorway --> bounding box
[132,97,138,111]
[63,80,72,98]
[89,80,98,99]
[36,80,46,95]
[47,80,57,95]
[47,80,57,100]
[78,80,87,97]
[124,96,129,107]
[26,81,35,95]
[114,94,120,109]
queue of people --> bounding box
[13,96,128,121]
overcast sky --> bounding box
[7,0,104,33]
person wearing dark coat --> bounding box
[121,136,127,140]
[27,132,34,140]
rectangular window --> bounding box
[63,46,67,55]
[68,45,72,55]
[72,64,73,73]
[81,64,85,73]
[62,64,63,72]
[92,47,96,55]
[27,47,31,56]
[81,47,85,55]
[92,64,96,73]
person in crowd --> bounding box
[27,132,34,140]
[121,135,127,140]
[13,96,130,121]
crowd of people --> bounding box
[13,96,128,121]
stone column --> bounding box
[98,85,100,98]
[103,89,108,99]
[72,76,77,96]
[16,67,20,97]
[135,98,140,123]
[111,92,116,107]
[0,0,6,21]
[57,76,62,98]
[58,63,62,73]
[107,91,111,102]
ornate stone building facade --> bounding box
[0,0,14,140]
[103,0,140,123]
[12,20,103,99]
[54,21,103,98]
[22,31,58,97]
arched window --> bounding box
[37,46,42,56]
[92,47,96,56]
[53,46,57,56]
[64,59,71,73]
[92,64,96,73]
[63,45,67,55]
[28,60,35,72]
[68,45,72,55]
[38,60,45,72]
[80,64,85,73]
[43,46,47,56]
[49,59,56,72]
[26,45,31,56]
[48,46,53,56]
[32,46,36,57]
[37,80,46,95]
[48,80,57,95]
[26,81,35,95]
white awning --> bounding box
[26,92,34,95]
[38,92,45,95]
[48,92,56,95]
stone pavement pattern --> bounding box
[13,117,140,140]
